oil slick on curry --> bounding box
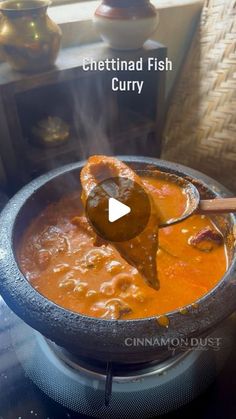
[17,157,227,320]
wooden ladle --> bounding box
[199,198,236,215]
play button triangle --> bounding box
[108,197,131,223]
[85,176,151,242]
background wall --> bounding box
[0,157,6,189]
[152,1,203,97]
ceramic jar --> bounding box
[0,0,62,72]
[94,0,159,50]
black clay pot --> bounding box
[0,157,235,364]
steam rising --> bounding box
[71,77,116,159]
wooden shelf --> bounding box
[24,110,156,168]
[115,110,156,140]
[0,40,165,93]
[25,137,80,166]
[0,41,166,192]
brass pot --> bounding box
[0,0,62,72]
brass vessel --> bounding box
[0,0,62,72]
[31,116,70,148]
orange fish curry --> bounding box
[17,168,227,320]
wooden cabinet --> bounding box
[0,41,166,193]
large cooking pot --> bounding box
[0,157,235,364]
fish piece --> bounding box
[189,227,223,252]
[80,155,161,289]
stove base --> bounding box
[10,313,235,418]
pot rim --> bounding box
[0,156,235,361]
[95,1,157,20]
[0,0,51,12]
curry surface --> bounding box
[17,177,227,320]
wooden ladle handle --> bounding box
[199,198,236,214]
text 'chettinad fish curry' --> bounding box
[17,156,227,320]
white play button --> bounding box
[108,197,131,223]
[86,176,151,242]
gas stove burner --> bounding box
[47,338,190,378]
[9,309,235,419]
[46,339,192,407]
